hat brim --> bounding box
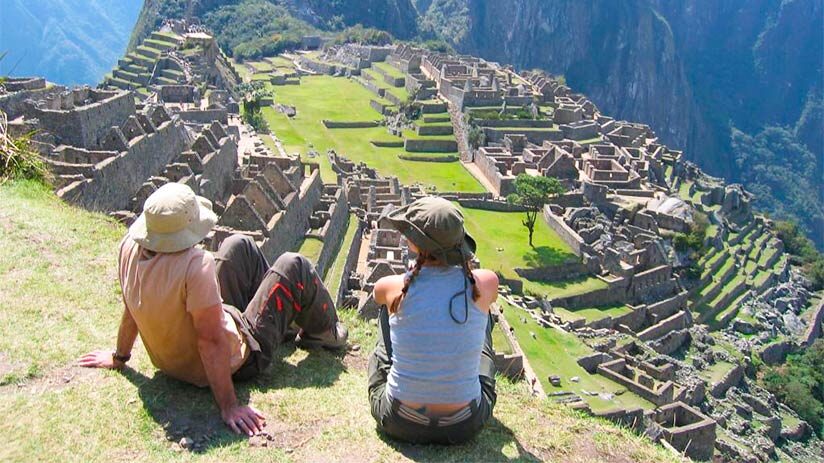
[379,205,477,266]
[128,197,218,253]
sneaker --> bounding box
[295,322,349,350]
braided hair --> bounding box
[388,249,481,320]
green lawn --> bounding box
[460,207,607,300]
[0,180,681,463]
[523,277,610,300]
[491,322,514,355]
[372,61,406,80]
[362,68,409,101]
[500,302,653,412]
[697,360,735,385]
[461,207,577,275]
[296,237,324,262]
[323,215,359,297]
[554,303,632,324]
[261,76,483,192]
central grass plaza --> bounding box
[259,75,484,192]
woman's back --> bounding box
[385,266,488,404]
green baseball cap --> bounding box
[378,196,476,266]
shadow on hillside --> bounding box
[522,245,575,268]
[377,417,542,462]
[120,343,345,453]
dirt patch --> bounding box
[247,418,323,451]
[342,345,368,371]
[0,364,100,394]
[0,352,23,380]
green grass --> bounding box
[261,76,483,192]
[0,180,682,463]
[500,302,654,412]
[323,215,358,296]
[491,322,514,355]
[460,206,607,300]
[677,180,693,201]
[231,59,252,81]
[697,361,735,384]
[402,128,456,142]
[523,277,610,300]
[372,62,406,80]
[460,207,577,276]
[554,304,632,324]
[361,68,409,102]
[296,237,324,262]
[265,56,295,69]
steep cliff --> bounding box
[432,0,703,162]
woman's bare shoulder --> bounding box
[472,269,500,309]
[373,274,407,305]
[472,269,499,289]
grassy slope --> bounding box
[0,181,682,463]
[500,302,653,412]
[261,76,483,192]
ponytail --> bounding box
[461,258,481,303]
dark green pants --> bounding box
[367,307,497,444]
[214,234,339,380]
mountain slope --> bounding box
[0,0,143,85]
[127,0,824,245]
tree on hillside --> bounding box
[467,125,485,150]
[507,174,565,247]
[237,81,271,133]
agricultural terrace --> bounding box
[500,301,653,412]
[254,74,483,193]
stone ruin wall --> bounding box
[334,219,367,308]
[26,89,136,149]
[311,185,350,277]
[60,118,189,212]
[256,168,323,264]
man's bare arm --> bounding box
[78,308,138,369]
[191,304,265,436]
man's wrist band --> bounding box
[113,351,131,363]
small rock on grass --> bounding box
[570,376,580,382]
[350,344,361,352]
[179,437,194,450]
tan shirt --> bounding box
[118,237,248,387]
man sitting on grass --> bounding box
[79,183,347,436]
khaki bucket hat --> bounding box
[378,196,476,266]
[128,183,218,253]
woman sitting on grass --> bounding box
[367,197,499,444]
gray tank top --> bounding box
[386,266,487,404]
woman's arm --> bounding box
[472,269,500,313]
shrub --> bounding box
[775,220,824,290]
[761,340,824,437]
[0,111,49,184]
[467,125,485,150]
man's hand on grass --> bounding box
[77,350,124,369]
[222,404,266,436]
